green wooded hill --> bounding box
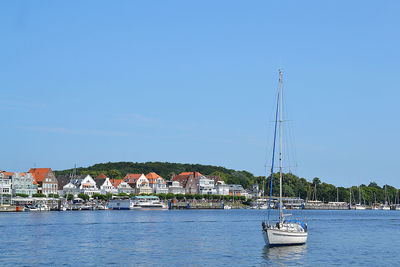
[54,161,399,204]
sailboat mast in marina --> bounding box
[261,70,308,246]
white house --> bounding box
[0,172,13,195]
[63,181,78,196]
[78,175,100,196]
[117,181,134,194]
[12,172,37,196]
[168,181,185,195]
[110,179,134,194]
[124,174,152,194]
[216,181,230,196]
[198,177,217,195]
[146,172,168,194]
[95,177,118,195]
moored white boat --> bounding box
[131,196,168,210]
[261,70,308,246]
[379,204,390,210]
[355,204,366,210]
[262,221,308,245]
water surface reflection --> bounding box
[262,244,307,265]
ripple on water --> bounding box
[0,210,399,266]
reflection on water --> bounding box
[262,244,307,265]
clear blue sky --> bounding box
[1,1,399,188]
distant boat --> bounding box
[380,185,390,210]
[131,196,168,210]
[261,70,308,246]
[355,184,366,210]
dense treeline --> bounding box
[261,173,399,204]
[55,162,399,204]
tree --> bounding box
[78,193,90,201]
[107,169,122,179]
[92,193,102,199]
[166,193,175,200]
[194,194,203,200]
[175,194,185,200]
[157,193,167,200]
[66,194,74,201]
[16,193,29,198]
[32,193,46,197]
[224,195,232,201]
[312,177,321,186]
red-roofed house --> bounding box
[29,168,58,196]
[111,179,133,194]
[124,173,152,194]
[171,172,204,194]
[12,172,37,196]
[96,173,107,179]
[145,172,168,194]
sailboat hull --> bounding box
[263,228,308,246]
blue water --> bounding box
[0,209,399,266]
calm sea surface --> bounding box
[0,209,399,266]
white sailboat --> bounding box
[262,70,308,246]
[355,183,366,210]
[379,185,390,210]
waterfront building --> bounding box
[95,174,118,194]
[167,180,185,195]
[198,176,217,195]
[11,172,37,196]
[124,174,152,194]
[77,175,100,196]
[114,180,134,194]
[29,168,58,196]
[229,184,245,196]
[246,183,263,198]
[215,181,230,195]
[63,181,78,196]
[0,171,13,195]
[146,172,168,194]
[57,175,74,196]
[171,172,204,194]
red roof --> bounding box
[96,173,108,179]
[124,173,144,184]
[179,172,203,177]
[29,168,51,182]
[125,174,143,179]
[110,179,124,187]
[172,172,203,187]
[1,172,14,177]
[146,172,165,184]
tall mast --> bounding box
[337,187,339,202]
[349,188,352,209]
[279,69,283,223]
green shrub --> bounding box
[166,193,175,199]
[78,193,90,201]
[32,193,46,198]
